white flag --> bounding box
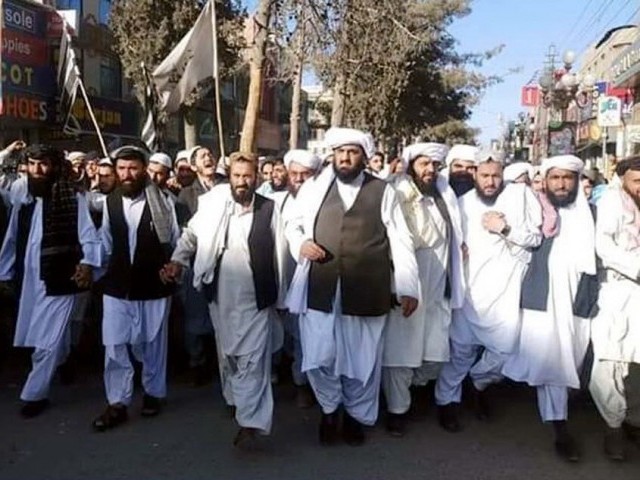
[152,0,217,114]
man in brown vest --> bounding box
[285,127,419,446]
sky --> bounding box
[242,0,640,144]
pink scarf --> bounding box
[537,191,559,238]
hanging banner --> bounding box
[548,122,576,156]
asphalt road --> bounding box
[1,365,639,480]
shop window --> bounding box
[100,56,121,99]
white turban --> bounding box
[67,151,86,164]
[149,152,172,169]
[284,149,322,171]
[98,157,113,166]
[475,147,505,166]
[445,144,477,167]
[540,155,585,177]
[401,142,449,170]
[504,162,534,183]
[174,149,190,166]
[324,127,376,159]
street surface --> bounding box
[1,363,638,480]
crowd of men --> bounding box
[0,130,639,464]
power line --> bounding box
[570,0,615,49]
[558,0,595,51]
[585,0,633,47]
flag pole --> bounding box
[211,0,226,159]
[76,80,108,157]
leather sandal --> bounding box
[92,404,128,432]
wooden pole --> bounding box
[211,0,226,159]
[77,81,108,157]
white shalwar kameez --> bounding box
[589,187,640,428]
[503,191,595,422]
[100,193,179,406]
[172,186,286,434]
[435,183,542,406]
[286,169,419,425]
[0,193,101,401]
[382,174,466,414]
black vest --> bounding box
[102,190,174,300]
[206,194,278,311]
[15,200,82,296]
[308,174,392,316]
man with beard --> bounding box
[0,144,100,417]
[271,149,322,408]
[435,148,542,432]
[382,143,466,437]
[87,159,118,228]
[285,127,419,446]
[162,152,287,447]
[590,156,640,461]
[257,159,288,196]
[174,146,221,385]
[147,152,176,201]
[92,146,179,432]
[503,155,597,462]
[445,145,479,197]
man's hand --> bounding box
[159,261,183,284]
[6,140,26,152]
[71,264,93,289]
[400,296,419,318]
[482,211,507,234]
[300,240,327,262]
[166,177,181,192]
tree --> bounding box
[312,0,502,145]
[239,0,277,152]
[109,0,244,148]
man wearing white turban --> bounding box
[284,127,419,446]
[435,148,542,433]
[589,156,640,461]
[503,162,535,185]
[445,145,479,197]
[382,143,467,436]
[503,155,597,462]
[271,149,322,408]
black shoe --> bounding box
[233,427,258,448]
[319,411,339,446]
[473,388,491,421]
[386,412,407,437]
[20,399,50,418]
[552,423,580,463]
[604,428,626,462]
[141,394,162,417]
[92,404,128,432]
[342,412,365,446]
[437,404,462,433]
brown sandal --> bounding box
[92,405,128,432]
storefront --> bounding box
[611,36,640,156]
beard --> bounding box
[449,172,475,197]
[120,176,146,198]
[231,183,256,205]
[476,184,503,205]
[272,180,288,192]
[546,184,579,208]
[333,162,365,183]
[27,176,52,198]
[410,173,437,196]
